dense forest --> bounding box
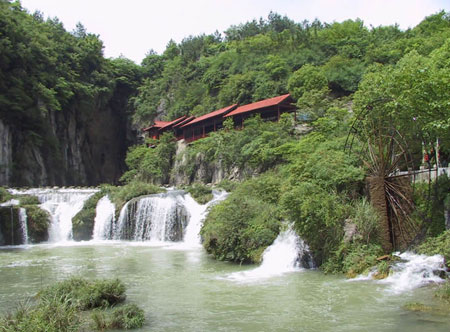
[1,0,449,275]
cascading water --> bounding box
[11,188,98,242]
[351,252,447,293]
[225,226,314,282]
[182,189,228,247]
[113,190,189,242]
[18,208,28,245]
[92,196,115,241]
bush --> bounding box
[17,195,40,205]
[281,182,348,265]
[25,206,50,243]
[417,229,450,267]
[185,183,213,204]
[39,277,126,310]
[0,187,12,203]
[201,177,282,263]
[92,304,145,330]
[0,277,144,332]
[103,182,164,211]
[72,191,105,241]
[215,179,238,192]
[0,298,80,332]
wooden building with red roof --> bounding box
[142,94,296,143]
[180,104,237,142]
[143,115,187,140]
[224,94,295,127]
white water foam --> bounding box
[349,252,446,293]
[18,208,28,245]
[181,189,228,248]
[92,196,115,241]
[11,188,98,243]
[379,252,446,293]
[224,226,311,282]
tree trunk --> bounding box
[367,176,392,253]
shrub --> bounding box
[38,277,126,310]
[72,191,104,241]
[92,304,145,330]
[17,195,40,205]
[417,229,450,267]
[201,193,281,264]
[215,179,238,192]
[103,182,164,211]
[185,183,213,204]
[281,181,348,265]
[0,187,12,203]
[25,205,50,243]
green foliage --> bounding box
[39,277,126,310]
[413,175,450,236]
[352,198,381,244]
[17,195,40,205]
[25,205,50,243]
[215,179,238,192]
[102,182,164,211]
[72,191,104,241]
[201,174,282,263]
[0,187,12,203]
[0,277,144,332]
[0,297,80,332]
[92,304,145,330]
[121,133,177,184]
[417,229,450,266]
[185,183,213,204]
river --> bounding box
[0,241,448,332]
[0,188,448,331]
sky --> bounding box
[20,0,450,64]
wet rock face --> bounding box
[2,101,135,187]
[0,120,12,186]
[0,207,22,245]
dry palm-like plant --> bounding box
[347,112,418,253]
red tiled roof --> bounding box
[159,115,187,130]
[142,120,170,132]
[225,94,293,117]
[173,116,195,128]
[181,104,238,128]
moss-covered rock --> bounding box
[25,205,50,243]
[72,192,104,241]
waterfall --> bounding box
[351,252,447,293]
[106,189,228,244]
[182,189,228,247]
[11,188,97,242]
[18,208,28,245]
[225,226,314,282]
[92,196,115,241]
[112,190,189,242]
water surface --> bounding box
[0,243,448,332]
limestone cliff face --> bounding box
[0,120,12,185]
[170,140,255,185]
[1,98,136,187]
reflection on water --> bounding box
[0,243,448,332]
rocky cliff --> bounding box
[0,98,136,187]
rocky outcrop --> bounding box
[1,96,136,187]
[170,140,257,186]
[0,120,12,185]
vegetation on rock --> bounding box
[0,277,145,331]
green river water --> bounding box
[0,242,448,332]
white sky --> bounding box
[20,0,450,64]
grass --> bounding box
[0,277,145,331]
